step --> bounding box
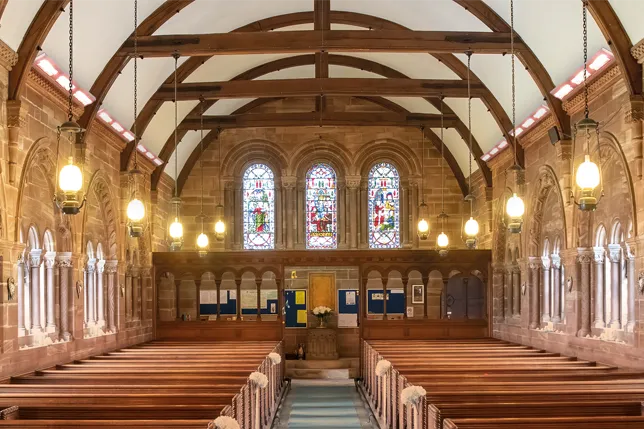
[290,407,359,418]
[286,358,359,369]
[286,367,356,379]
[288,416,362,427]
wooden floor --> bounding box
[368,338,644,429]
[0,341,278,428]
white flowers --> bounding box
[208,416,240,429]
[375,359,392,377]
[312,306,332,316]
[249,371,269,389]
[401,385,426,406]
[268,352,282,365]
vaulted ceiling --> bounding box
[2,0,642,194]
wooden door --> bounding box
[309,273,336,311]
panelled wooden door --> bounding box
[309,273,336,311]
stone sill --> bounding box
[18,331,68,350]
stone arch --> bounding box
[222,139,289,178]
[527,164,567,256]
[355,138,421,178]
[83,170,119,260]
[14,137,57,243]
[291,138,353,179]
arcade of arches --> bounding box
[0,0,643,427]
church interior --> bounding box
[0,0,643,427]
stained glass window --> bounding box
[243,163,275,250]
[306,163,337,249]
[368,162,401,249]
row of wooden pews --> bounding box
[0,340,283,428]
[364,339,644,429]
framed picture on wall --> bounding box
[412,284,424,304]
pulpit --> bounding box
[306,327,338,360]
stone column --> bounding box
[337,183,346,248]
[215,278,221,320]
[256,279,262,320]
[125,268,133,320]
[282,176,296,250]
[401,182,410,248]
[223,180,234,251]
[233,181,242,250]
[360,181,368,248]
[17,256,25,336]
[625,245,636,332]
[592,247,605,328]
[623,96,643,179]
[105,261,118,333]
[296,181,304,247]
[410,180,419,248]
[132,267,140,320]
[346,176,360,250]
[235,279,242,321]
[504,266,512,318]
[6,100,28,185]
[512,266,521,316]
[541,256,551,322]
[57,253,72,341]
[528,257,540,329]
[608,244,622,329]
[551,255,562,323]
[86,258,97,326]
[276,278,283,321]
[96,260,105,327]
[29,249,42,333]
[577,248,593,337]
[274,184,283,249]
[44,252,56,330]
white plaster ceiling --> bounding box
[2,0,640,180]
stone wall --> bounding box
[487,56,644,369]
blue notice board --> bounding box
[337,289,358,327]
[200,290,237,315]
[367,289,405,314]
[285,289,307,328]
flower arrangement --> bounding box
[400,385,427,406]
[375,359,392,377]
[249,371,269,389]
[312,306,333,327]
[208,416,240,429]
[268,352,282,365]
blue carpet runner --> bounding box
[278,380,375,428]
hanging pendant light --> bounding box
[54,0,86,215]
[436,97,449,257]
[214,127,226,241]
[463,51,479,249]
[126,0,145,237]
[168,52,184,251]
[505,0,526,233]
[572,0,603,211]
[417,126,430,240]
[196,99,209,256]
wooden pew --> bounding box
[442,416,644,428]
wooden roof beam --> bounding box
[153,77,486,101]
[119,30,524,57]
[178,111,459,130]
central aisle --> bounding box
[277,380,376,428]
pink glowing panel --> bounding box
[589,53,610,71]
[153,159,164,166]
[98,111,113,123]
[73,91,93,106]
[122,132,135,142]
[554,84,573,99]
[111,122,124,132]
[37,59,58,77]
[522,118,535,128]
[481,154,491,161]
[533,107,548,119]
[136,144,146,152]
[56,75,75,91]
[490,147,499,155]
[498,140,508,149]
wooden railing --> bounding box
[220,341,284,429]
[362,340,427,429]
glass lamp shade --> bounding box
[437,232,449,248]
[196,232,209,249]
[214,219,226,234]
[506,193,525,218]
[126,198,145,222]
[59,158,83,193]
[417,218,429,240]
[575,154,600,190]
[464,217,479,237]
[169,218,184,239]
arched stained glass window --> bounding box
[368,162,400,249]
[243,163,275,250]
[306,163,337,249]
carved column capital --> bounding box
[592,247,605,264]
[528,256,541,271]
[607,244,622,263]
[104,260,119,274]
[550,254,561,269]
[345,175,361,189]
[86,258,97,273]
[96,260,106,273]
[577,248,594,265]
[56,252,73,268]
[541,256,551,270]
[44,251,57,269]
[6,100,28,129]
[281,175,297,189]
[624,95,644,123]
[29,249,42,267]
